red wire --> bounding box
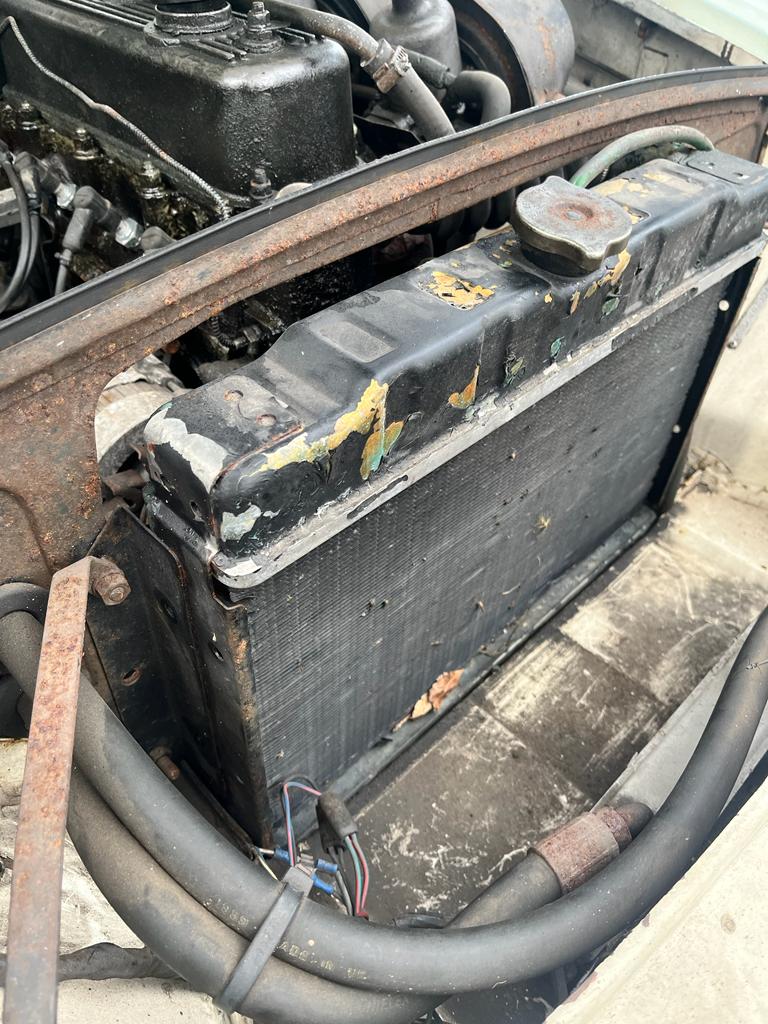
[282,780,321,866]
[351,834,370,914]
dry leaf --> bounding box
[428,669,462,712]
[393,668,464,730]
[410,694,434,720]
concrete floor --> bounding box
[549,778,768,1024]
[353,482,768,930]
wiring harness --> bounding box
[252,777,372,918]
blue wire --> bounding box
[281,780,320,865]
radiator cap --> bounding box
[513,176,632,276]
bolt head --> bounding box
[93,572,131,606]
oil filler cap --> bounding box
[513,176,633,276]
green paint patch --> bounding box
[602,295,620,317]
[504,355,526,385]
[550,337,564,359]
[360,415,404,481]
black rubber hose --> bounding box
[67,771,422,1024]
[444,71,513,230]
[264,1,454,141]
[0,156,33,315]
[445,70,511,123]
[1,606,765,1001]
[404,48,454,90]
[66,765,560,1024]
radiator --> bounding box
[88,149,768,839]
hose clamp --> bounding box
[362,39,411,94]
[215,865,314,1014]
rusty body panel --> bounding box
[0,70,767,588]
[3,557,129,1024]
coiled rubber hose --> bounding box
[0,605,766,1020]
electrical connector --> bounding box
[317,789,358,850]
[311,874,335,897]
[314,857,339,876]
[73,186,142,250]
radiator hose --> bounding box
[264,1,454,141]
[0,605,766,1023]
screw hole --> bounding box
[208,641,224,662]
[157,594,178,623]
[257,413,276,427]
[122,667,142,686]
[224,388,243,401]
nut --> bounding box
[91,568,131,606]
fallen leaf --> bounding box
[410,694,434,719]
[428,669,463,711]
[393,668,465,730]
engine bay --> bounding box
[0,1,767,1022]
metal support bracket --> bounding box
[3,556,130,1024]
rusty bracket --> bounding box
[3,556,130,1024]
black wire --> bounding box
[54,256,70,296]
[21,209,40,286]
[330,846,354,916]
[0,157,33,315]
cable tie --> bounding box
[215,865,312,1015]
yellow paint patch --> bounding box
[644,169,701,194]
[584,249,631,301]
[602,248,631,286]
[584,280,599,300]
[258,379,388,473]
[544,292,553,304]
[594,178,649,198]
[449,365,480,410]
[424,271,496,310]
[569,290,580,315]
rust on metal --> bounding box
[533,805,640,894]
[0,76,767,586]
[3,556,129,1024]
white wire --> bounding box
[0,16,231,219]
